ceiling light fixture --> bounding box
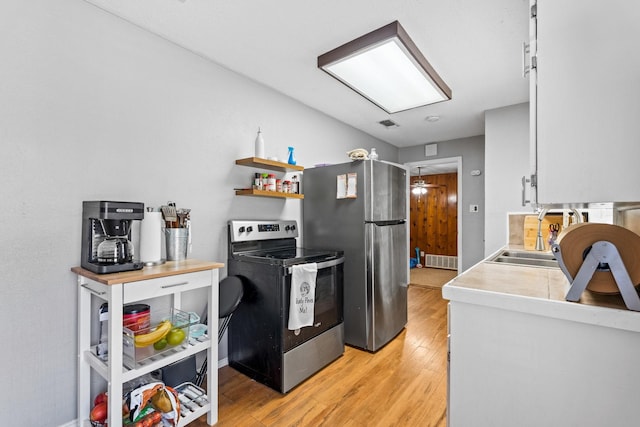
[318,21,452,114]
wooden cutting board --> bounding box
[523,214,563,251]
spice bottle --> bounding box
[266,174,276,191]
[291,175,299,194]
[254,173,263,190]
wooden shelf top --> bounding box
[235,157,304,172]
[235,189,304,199]
[71,259,224,285]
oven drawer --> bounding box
[123,270,213,303]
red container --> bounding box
[123,304,150,333]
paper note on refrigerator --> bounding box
[337,173,357,199]
[336,174,347,199]
[346,173,357,198]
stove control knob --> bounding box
[246,226,253,233]
[285,225,291,231]
[238,226,245,233]
[290,225,296,231]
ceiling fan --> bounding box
[411,167,432,194]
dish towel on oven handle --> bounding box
[288,263,318,330]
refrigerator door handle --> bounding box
[365,219,406,226]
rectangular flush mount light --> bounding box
[318,21,452,114]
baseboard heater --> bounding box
[425,254,458,270]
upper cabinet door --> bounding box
[532,0,640,204]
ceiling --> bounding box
[86,0,530,148]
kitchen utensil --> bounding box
[161,203,178,228]
[176,208,191,228]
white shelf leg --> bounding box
[108,283,124,427]
[77,276,92,424]
[207,269,219,425]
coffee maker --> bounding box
[81,201,145,274]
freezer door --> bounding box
[366,221,408,351]
[365,161,407,222]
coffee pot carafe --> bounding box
[96,219,134,264]
[81,201,144,274]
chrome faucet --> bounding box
[535,208,583,251]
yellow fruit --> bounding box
[133,320,172,348]
[151,388,173,413]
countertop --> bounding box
[71,259,224,285]
[442,249,640,333]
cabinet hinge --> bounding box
[531,56,537,70]
[531,174,537,188]
[531,3,537,18]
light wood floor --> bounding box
[410,267,457,290]
[192,286,448,427]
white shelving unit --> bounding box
[73,260,223,427]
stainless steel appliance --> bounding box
[303,160,408,351]
[227,219,344,393]
[81,201,145,274]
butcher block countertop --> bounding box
[442,248,640,333]
[71,259,224,285]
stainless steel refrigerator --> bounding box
[303,160,408,351]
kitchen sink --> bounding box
[487,249,559,268]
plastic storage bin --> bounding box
[122,308,195,369]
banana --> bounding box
[134,320,172,348]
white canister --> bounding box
[255,128,265,158]
[139,210,164,265]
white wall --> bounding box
[484,103,531,256]
[398,136,485,272]
[0,1,396,425]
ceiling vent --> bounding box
[379,119,399,128]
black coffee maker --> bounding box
[81,201,145,274]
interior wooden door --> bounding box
[410,172,457,257]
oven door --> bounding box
[282,257,344,352]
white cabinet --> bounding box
[443,260,640,426]
[529,0,640,204]
[73,260,223,427]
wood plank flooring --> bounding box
[192,286,448,426]
[410,267,457,290]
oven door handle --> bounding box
[287,257,344,274]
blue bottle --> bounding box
[287,146,296,165]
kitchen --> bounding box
[3,1,639,426]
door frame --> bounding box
[405,156,462,274]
